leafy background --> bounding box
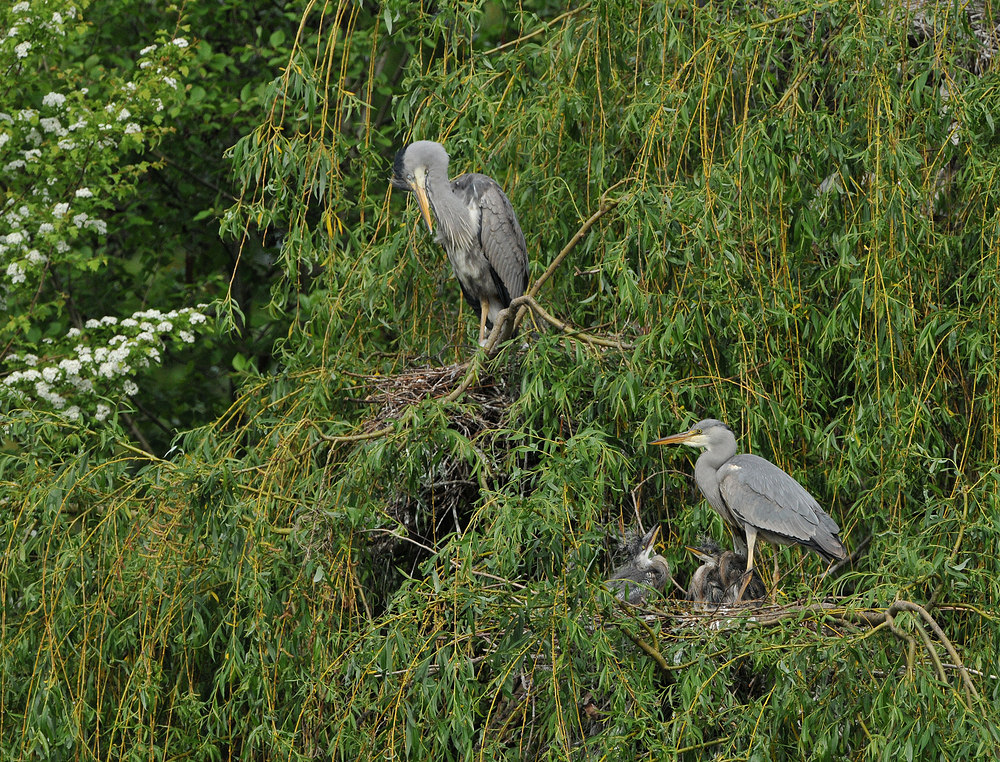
[2,0,999,759]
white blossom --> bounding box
[42,92,67,108]
[171,38,189,48]
[53,202,69,216]
[75,188,93,198]
[123,380,138,396]
[140,44,157,56]
[40,117,64,134]
[95,404,111,421]
[124,123,141,135]
[0,134,9,149]
[6,262,25,284]
[15,42,31,59]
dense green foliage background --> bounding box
[3,0,1000,759]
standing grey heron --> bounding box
[652,419,847,584]
[605,526,671,605]
[686,537,766,609]
[392,140,529,347]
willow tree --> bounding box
[3,1,999,759]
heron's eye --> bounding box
[406,173,414,181]
[695,428,702,434]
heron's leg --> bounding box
[743,527,757,574]
[478,297,490,346]
[771,552,781,602]
[736,528,757,603]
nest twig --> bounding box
[623,597,983,707]
[351,362,509,435]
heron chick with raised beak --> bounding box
[605,526,672,605]
[686,537,766,609]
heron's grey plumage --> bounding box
[687,537,766,609]
[605,526,671,605]
[653,418,847,577]
[393,141,529,346]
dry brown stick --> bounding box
[617,625,672,677]
[319,425,392,444]
[880,613,917,677]
[716,597,980,707]
[513,295,629,350]
[891,600,982,705]
[528,180,629,300]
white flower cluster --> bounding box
[2,306,212,422]
[1,6,192,299]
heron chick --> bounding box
[686,537,766,609]
[392,140,529,347]
[605,526,671,605]
[652,419,847,581]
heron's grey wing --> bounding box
[452,173,529,304]
[719,454,845,557]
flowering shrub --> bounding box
[0,1,214,423]
[2,306,210,422]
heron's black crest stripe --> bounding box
[391,147,409,189]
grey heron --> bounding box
[652,419,847,583]
[686,537,766,609]
[392,140,529,347]
[605,526,671,605]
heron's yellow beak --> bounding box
[412,175,434,234]
[650,429,693,446]
[684,545,711,562]
[643,525,661,550]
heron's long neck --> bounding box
[694,435,737,514]
[426,169,475,249]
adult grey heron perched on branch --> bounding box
[652,419,847,584]
[392,140,529,347]
[686,537,766,609]
[605,526,671,605]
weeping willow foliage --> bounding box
[3,0,1000,759]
